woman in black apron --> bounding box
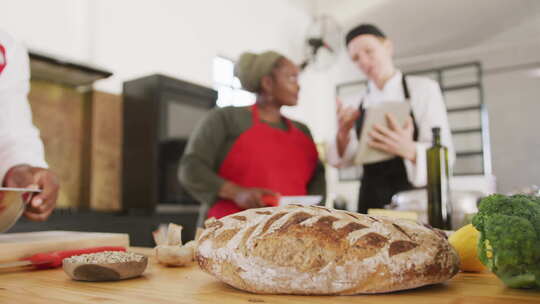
[355,75,418,213]
[328,23,454,214]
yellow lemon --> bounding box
[449,224,487,272]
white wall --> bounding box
[91,0,310,93]
[484,65,540,193]
[1,0,90,60]
[1,0,311,93]
[314,0,540,58]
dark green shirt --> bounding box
[179,106,326,207]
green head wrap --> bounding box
[234,50,283,93]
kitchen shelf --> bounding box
[447,105,482,113]
[452,171,485,176]
[29,50,112,88]
[451,127,483,134]
[442,83,480,92]
[456,151,484,157]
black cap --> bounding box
[345,24,386,46]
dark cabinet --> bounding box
[122,74,217,213]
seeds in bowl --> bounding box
[63,251,148,281]
[64,251,145,264]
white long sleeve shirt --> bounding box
[326,71,455,187]
[0,30,47,184]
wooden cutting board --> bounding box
[0,231,129,262]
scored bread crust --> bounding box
[196,205,460,295]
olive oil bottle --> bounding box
[426,127,452,230]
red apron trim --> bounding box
[0,44,6,75]
[207,105,318,219]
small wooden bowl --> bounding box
[63,254,148,282]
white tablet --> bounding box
[354,102,411,165]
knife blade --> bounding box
[262,195,322,207]
[0,187,41,193]
[0,187,42,193]
[0,187,43,233]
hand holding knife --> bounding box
[2,164,60,222]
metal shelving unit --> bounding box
[335,62,492,180]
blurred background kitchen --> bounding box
[2,0,539,245]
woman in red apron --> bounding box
[179,51,325,221]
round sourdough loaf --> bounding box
[196,205,459,295]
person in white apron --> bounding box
[326,24,454,213]
[0,30,59,221]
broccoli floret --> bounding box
[472,194,540,289]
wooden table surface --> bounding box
[0,247,537,304]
